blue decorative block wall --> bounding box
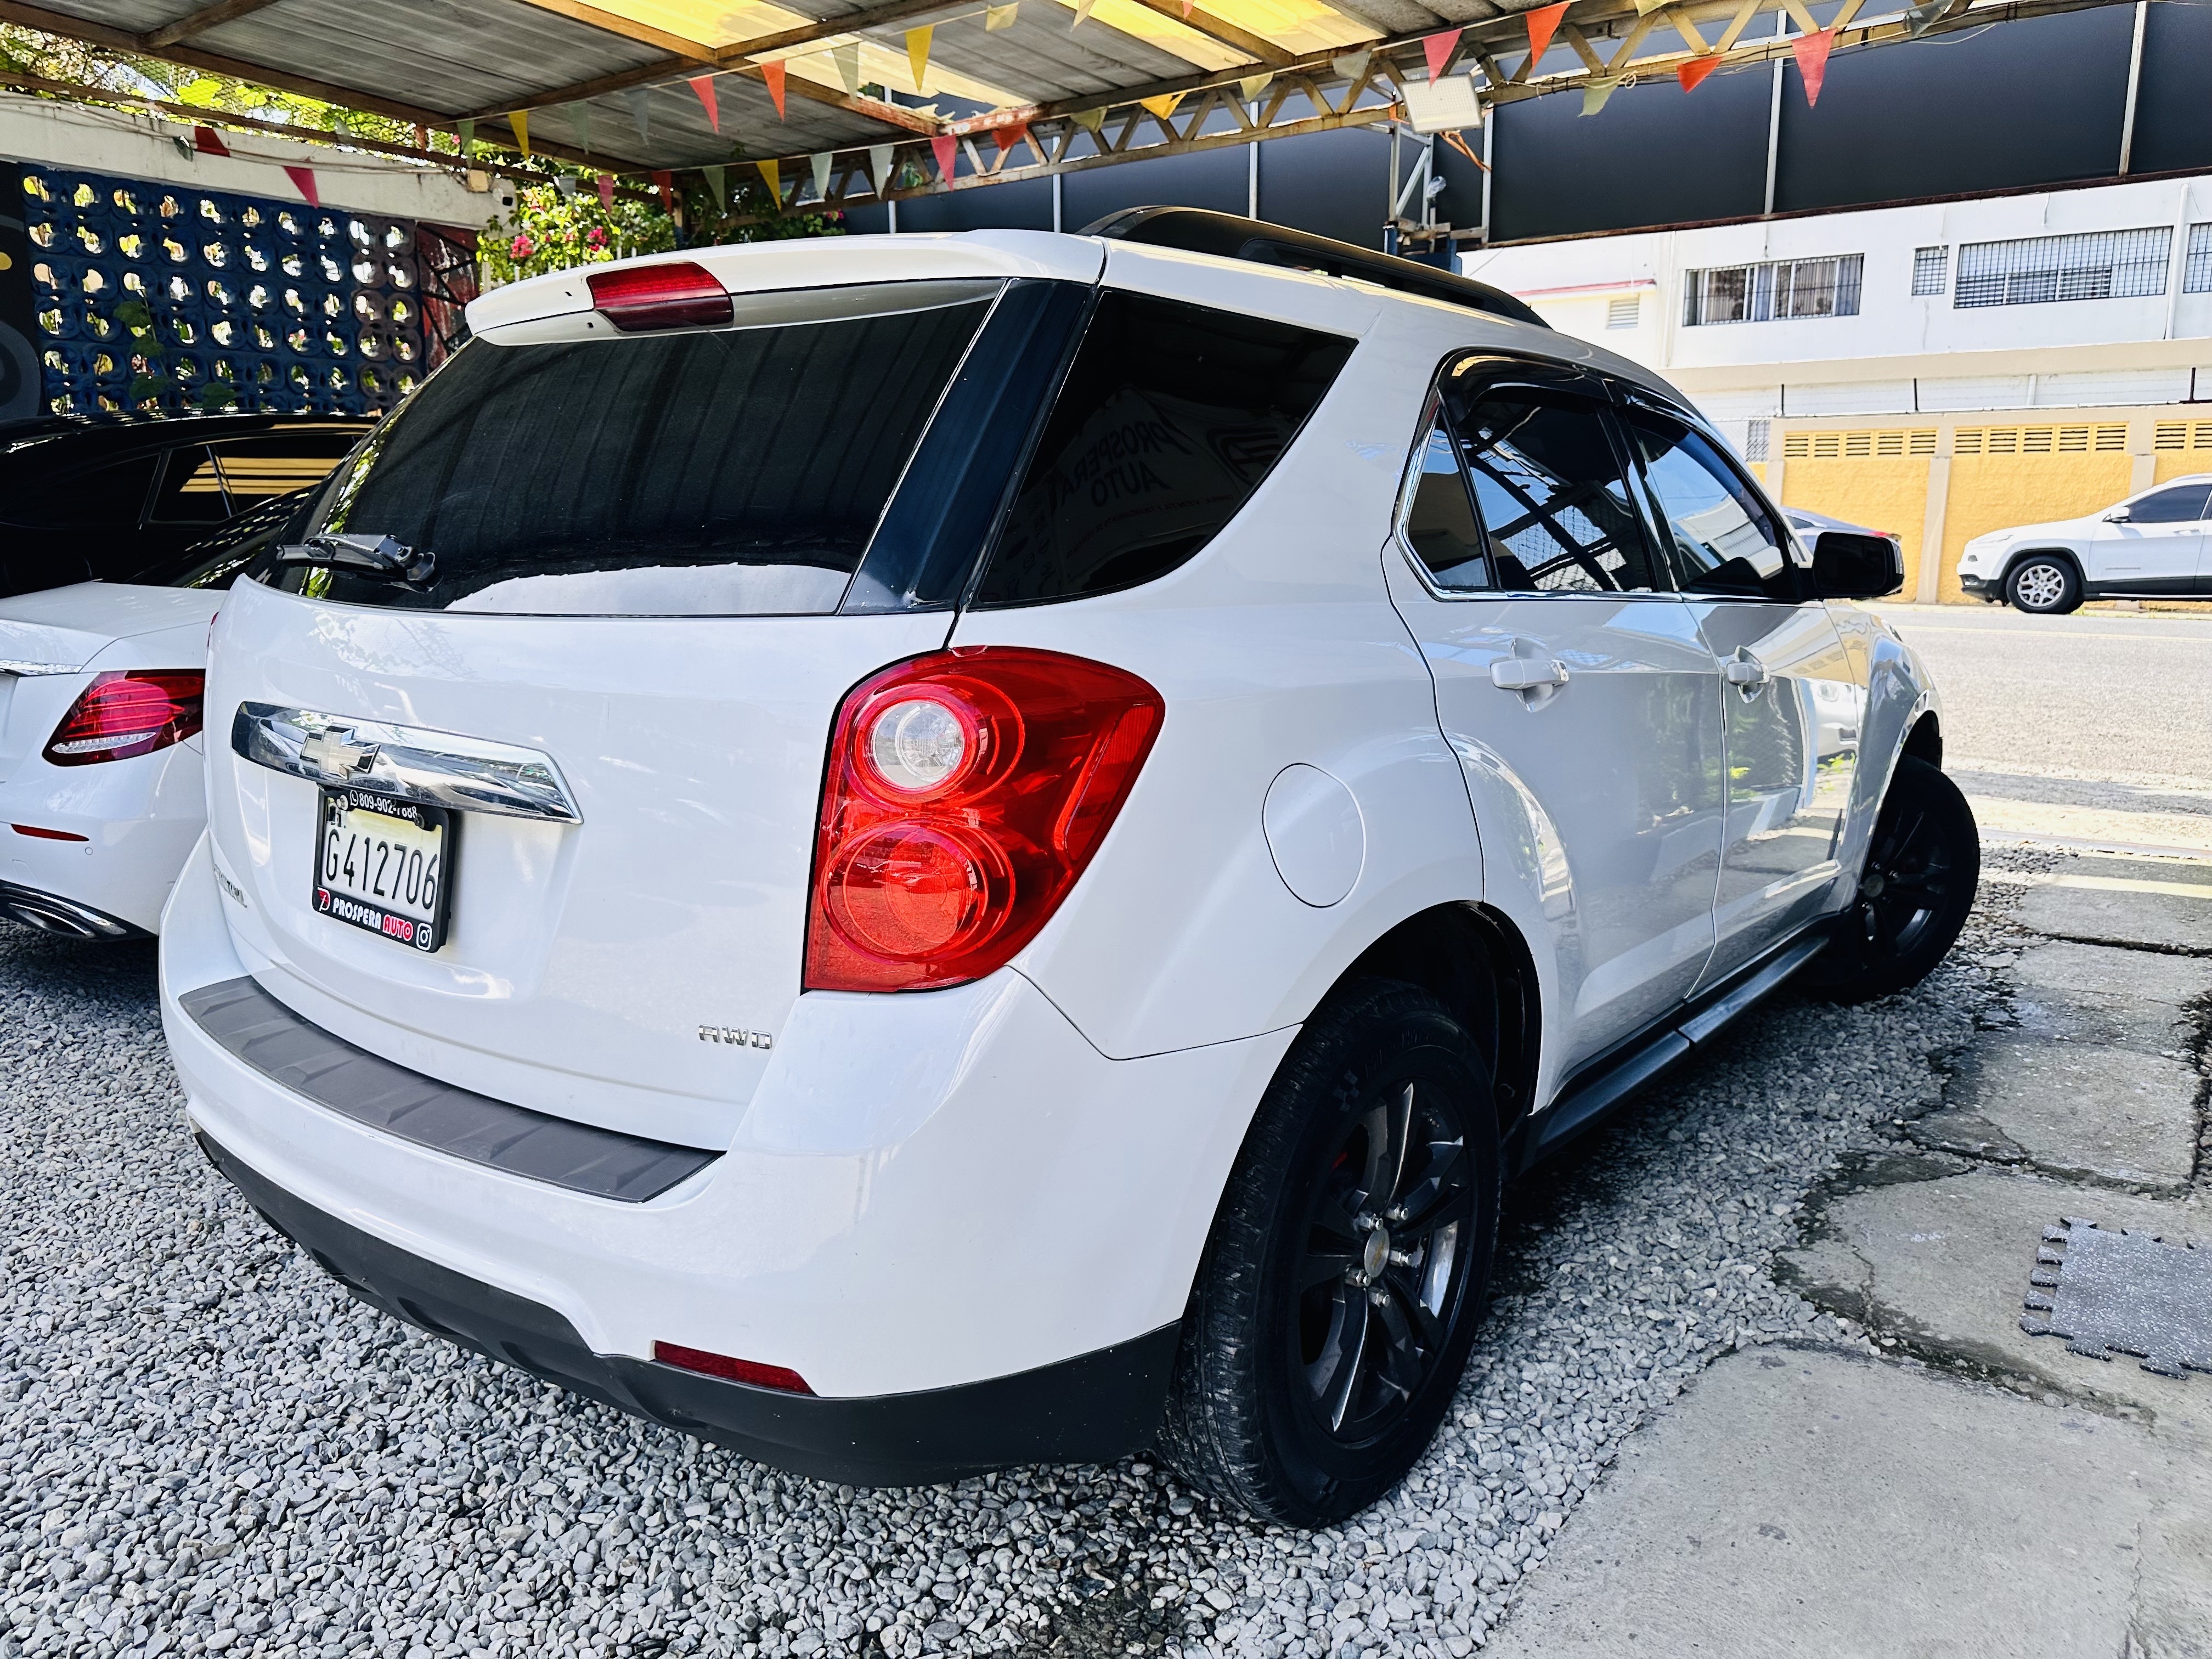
[20,162,435,417]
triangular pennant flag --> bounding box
[1523,1,1568,64]
[1793,27,1835,106]
[1073,105,1107,134]
[508,110,530,156]
[457,116,476,157]
[832,41,862,94]
[929,132,959,182]
[986,2,1017,26]
[1237,72,1273,102]
[1677,54,1720,92]
[906,25,932,91]
[992,122,1032,156]
[703,162,725,202]
[1580,77,1619,116]
[596,173,614,210]
[1140,91,1184,121]
[811,151,833,199]
[652,168,674,211]
[1422,29,1462,82]
[1632,0,1668,12]
[1331,50,1373,82]
[1181,0,1192,13]
[756,159,781,204]
[868,143,895,192]
[760,60,787,118]
[576,100,592,154]
[626,88,651,145]
[554,174,577,198]
[1072,0,1096,24]
[1905,0,1949,35]
[191,124,229,156]
[282,165,319,206]
[690,74,720,131]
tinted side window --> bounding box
[148,445,233,523]
[210,434,362,505]
[1448,387,1660,594]
[1624,413,1805,602]
[1402,411,1493,590]
[12,454,159,529]
[2127,485,2212,524]
[973,291,1354,606]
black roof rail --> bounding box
[1080,206,1548,330]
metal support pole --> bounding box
[1386,122,1401,252]
[1763,16,1784,218]
[2118,0,2148,176]
[1479,106,1493,241]
[1052,172,1063,232]
[1248,106,1260,218]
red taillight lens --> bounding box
[805,648,1165,993]
[652,1341,812,1395]
[43,672,205,767]
[584,261,732,332]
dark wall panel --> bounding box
[1063,145,1246,231]
[887,176,1055,232]
[1775,6,2132,211]
[1490,65,1771,242]
[2131,0,2212,176]
[1257,126,1392,248]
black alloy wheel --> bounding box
[1160,980,1501,1526]
[2005,555,2082,614]
[1803,755,1979,1003]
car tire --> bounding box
[1158,979,1502,1527]
[2004,555,2082,614]
[1803,756,1979,1005]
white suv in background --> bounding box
[1958,473,2212,612]
[160,212,1976,1526]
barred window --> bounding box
[1684,256,1863,325]
[2185,223,2212,295]
[1954,228,2171,309]
[1743,419,1771,462]
[1911,245,1949,297]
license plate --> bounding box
[313,787,452,953]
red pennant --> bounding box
[191,124,230,156]
[1422,29,1462,82]
[760,60,787,119]
[930,133,960,182]
[991,122,1032,158]
[281,165,318,207]
[1793,27,1835,106]
[689,74,719,131]
[596,173,614,210]
[652,168,674,211]
[1523,1,1568,64]
[1676,55,1720,92]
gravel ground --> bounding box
[0,870,2023,1659]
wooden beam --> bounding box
[144,0,288,49]
[1120,0,1297,66]
[453,54,690,122]
[723,61,940,132]
[714,0,962,62]
[502,0,716,60]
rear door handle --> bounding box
[1491,658,1570,692]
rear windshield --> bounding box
[268,280,997,616]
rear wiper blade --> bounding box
[275,533,436,586]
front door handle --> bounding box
[1491,657,1570,692]
[1723,651,1770,690]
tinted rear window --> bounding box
[273,281,996,615]
[972,291,1355,606]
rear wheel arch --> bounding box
[1336,901,1539,1146]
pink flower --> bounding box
[585,226,608,249]
[509,233,535,259]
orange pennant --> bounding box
[1793,27,1835,105]
[992,123,1032,158]
[1523,1,1568,64]
[760,60,787,119]
[1422,28,1462,82]
[1677,54,1720,92]
[689,74,719,131]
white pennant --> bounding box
[831,41,862,95]
[868,143,895,193]
[811,151,834,200]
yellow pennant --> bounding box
[1632,0,1670,12]
[757,158,781,202]
[507,109,530,156]
[1073,0,1097,25]
[1140,91,1185,120]
[906,25,932,91]
[1072,105,1107,134]
[986,3,1018,26]
[1237,72,1273,102]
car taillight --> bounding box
[805,648,1165,993]
[584,261,732,332]
[43,672,205,767]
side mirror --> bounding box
[1812,531,1904,601]
[2102,506,2131,523]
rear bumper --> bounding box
[161,832,1293,1434]
[0,740,205,933]
[198,1127,1179,1484]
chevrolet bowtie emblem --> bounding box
[299,726,381,777]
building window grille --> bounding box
[1743,419,1770,461]
[2185,223,2212,295]
[1954,228,2171,309]
[1911,246,1949,296]
[1683,255,1863,325]
[1605,295,1640,329]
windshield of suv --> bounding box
[266,280,999,616]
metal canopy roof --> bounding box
[1,0,2133,223]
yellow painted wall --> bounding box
[1938,453,2132,602]
[1775,456,1932,596]
[2152,416,2212,483]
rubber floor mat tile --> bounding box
[2022,1218,2212,1379]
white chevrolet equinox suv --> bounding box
[160,210,1977,1526]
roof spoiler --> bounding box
[1081,206,1548,330]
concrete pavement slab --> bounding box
[2010,940,2212,1051]
[1778,1164,2212,1436]
[1485,1347,2212,1659]
[2013,883,2212,954]
[1909,1037,2199,1191]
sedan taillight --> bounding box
[43,672,205,767]
[805,648,1164,993]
